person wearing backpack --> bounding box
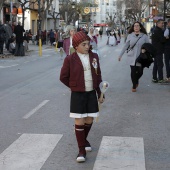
[164,19,170,82]
[118,21,149,92]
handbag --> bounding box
[126,35,143,56]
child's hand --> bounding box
[98,97,105,103]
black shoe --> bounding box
[152,79,158,83]
[158,80,169,84]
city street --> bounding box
[0,35,170,170]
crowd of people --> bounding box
[0,20,30,56]
[118,19,170,93]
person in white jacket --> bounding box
[9,39,16,54]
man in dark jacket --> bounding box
[14,22,25,56]
[0,21,6,54]
[152,19,167,83]
[164,19,170,81]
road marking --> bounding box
[23,100,49,119]
[0,64,19,68]
[0,133,63,170]
[23,61,30,64]
[93,136,146,170]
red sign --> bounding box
[94,23,108,27]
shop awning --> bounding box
[94,23,108,27]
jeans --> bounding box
[152,53,164,80]
[130,66,144,89]
[164,48,170,78]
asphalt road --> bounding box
[0,35,170,170]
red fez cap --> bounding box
[72,31,90,49]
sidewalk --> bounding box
[0,43,54,58]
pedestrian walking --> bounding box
[56,29,64,59]
[14,22,25,56]
[164,19,170,81]
[60,31,104,163]
[108,30,117,46]
[49,29,55,46]
[4,21,13,49]
[118,21,150,92]
[99,27,103,39]
[88,27,100,57]
[151,19,167,83]
[62,25,76,56]
[23,33,29,51]
[0,20,6,54]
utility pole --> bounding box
[164,0,166,21]
[38,0,42,56]
[10,0,13,23]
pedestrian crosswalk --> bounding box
[0,134,63,170]
[0,134,146,170]
[93,136,145,170]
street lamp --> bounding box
[71,0,80,27]
[72,0,76,9]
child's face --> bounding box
[76,40,90,54]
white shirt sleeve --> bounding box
[164,28,169,37]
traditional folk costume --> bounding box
[88,30,100,58]
[56,30,64,59]
[60,31,103,162]
[109,31,117,46]
[63,25,75,56]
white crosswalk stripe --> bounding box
[93,136,146,170]
[0,134,63,170]
[0,135,146,170]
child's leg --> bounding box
[60,47,64,58]
[84,117,93,152]
[75,118,86,162]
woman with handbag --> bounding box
[118,21,150,92]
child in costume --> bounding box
[62,25,76,56]
[60,31,104,163]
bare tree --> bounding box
[17,0,38,27]
[59,0,82,25]
[122,0,148,23]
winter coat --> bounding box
[14,25,25,43]
[0,24,6,42]
[119,32,150,66]
[135,43,156,68]
[60,51,102,99]
[4,24,12,41]
[151,26,166,54]
[63,37,70,56]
